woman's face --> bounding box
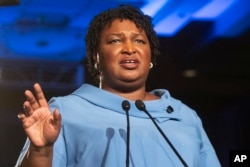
[98,19,151,91]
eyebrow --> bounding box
[107,32,146,38]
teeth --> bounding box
[125,60,135,63]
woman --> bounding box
[16,5,221,167]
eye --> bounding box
[134,39,146,44]
[108,39,121,44]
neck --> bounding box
[102,84,159,101]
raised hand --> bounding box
[18,83,61,147]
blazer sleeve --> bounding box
[196,114,221,167]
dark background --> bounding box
[1,29,249,167]
[0,1,250,167]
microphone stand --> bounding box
[122,100,131,167]
[135,100,188,167]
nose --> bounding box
[121,41,136,55]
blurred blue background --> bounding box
[0,0,249,166]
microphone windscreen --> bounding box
[135,100,145,110]
[122,100,130,111]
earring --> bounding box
[99,74,103,89]
[94,63,98,70]
[94,53,100,70]
[96,53,100,63]
[149,62,153,69]
[95,53,103,89]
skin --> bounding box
[18,83,61,167]
[18,19,159,167]
[99,19,159,101]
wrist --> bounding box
[21,144,53,167]
[28,144,53,157]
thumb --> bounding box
[52,109,62,129]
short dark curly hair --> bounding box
[85,4,160,81]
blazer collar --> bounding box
[71,84,182,122]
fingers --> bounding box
[24,83,48,111]
[18,101,33,122]
[17,112,25,120]
[33,83,48,107]
[52,109,62,129]
[25,90,40,110]
[23,101,33,116]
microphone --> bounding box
[135,100,188,167]
[122,100,131,167]
[119,129,135,167]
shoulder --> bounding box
[48,84,98,112]
[150,88,201,125]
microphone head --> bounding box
[135,100,145,111]
[122,100,130,112]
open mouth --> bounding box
[120,59,139,69]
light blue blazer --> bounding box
[15,84,221,167]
